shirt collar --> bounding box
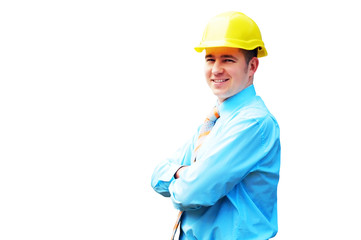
[217,85,256,119]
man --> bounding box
[151,11,280,240]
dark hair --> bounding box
[240,48,258,65]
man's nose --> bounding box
[212,61,224,75]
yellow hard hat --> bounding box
[194,11,267,58]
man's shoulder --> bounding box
[231,97,271,120]
[223,98,278,132]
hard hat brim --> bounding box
[194,39,268,58]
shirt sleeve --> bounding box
[150,132,198,197]
[168,115,280,211]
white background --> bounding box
[1,0,360,239]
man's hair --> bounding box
[240,48,258,65]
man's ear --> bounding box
[248,57,259,77]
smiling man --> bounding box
[204,47,258,103]
[151,12,281,240]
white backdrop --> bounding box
[1,0,360,239]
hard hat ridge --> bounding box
[195,11,267,58]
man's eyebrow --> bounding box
[205,54,238,60]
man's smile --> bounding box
[212,79,229,83]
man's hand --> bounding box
[175,166,189,179]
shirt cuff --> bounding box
[160,163,183,182]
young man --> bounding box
[151,12,281,239]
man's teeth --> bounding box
[214,79,227,83]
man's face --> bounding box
[204,47,258,103]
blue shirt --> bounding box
[151,85,281,240]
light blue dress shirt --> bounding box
[151,85,281,240]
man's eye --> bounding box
[206,58,215,62]
[224,59,235,63]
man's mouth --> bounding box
[212,79,229,83]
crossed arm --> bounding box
[152,116,280,211]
